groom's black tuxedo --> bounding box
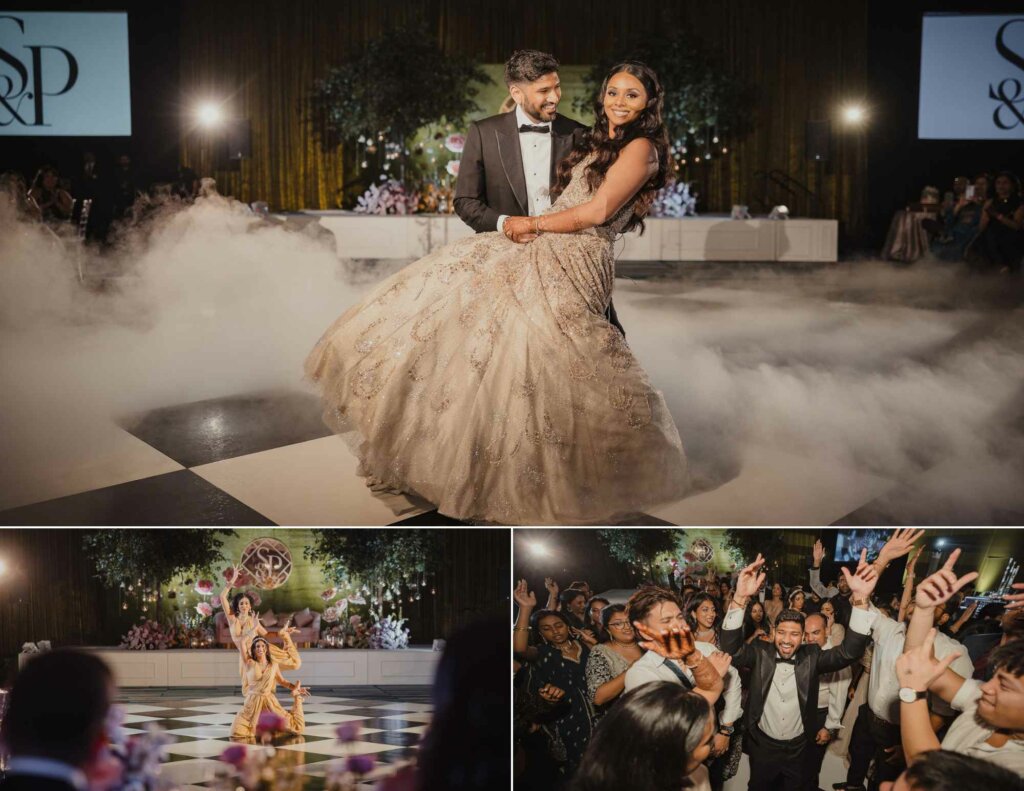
[454,110,586,233]
[453,110,625,335]
[720,619,868,738]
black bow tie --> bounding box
[776,656,797,665]
[519,124,551,134]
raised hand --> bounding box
[878,528,925,563]
[514,579,537,609]
[634,621,697,661]
[575,628,598,647]
[292,681,311,698]
[813,540,826,568]
[842,549,879,600]
[543,577,559,595]
[707,651,733,678]
[734,554,767,600]
[906,545,925,578]
[1004,582,1024,611]
[895,628,962,692]
[914,548,978,609]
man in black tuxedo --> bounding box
[722,552,881,791]
[0,650,114,790]
[454,49,623,334]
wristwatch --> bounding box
[718,724,735,736]
[898,687,927,703]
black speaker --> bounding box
[805,119,831,162]
[225,119,251,160]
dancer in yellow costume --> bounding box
[230,634,310,739]
[220,566,302,693]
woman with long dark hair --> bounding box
[584,604,643,719]
[685,593,722,647]
[572,682,716,791]
[306,61,684,525]
[230,634,309,739]
[764,582,787,627]
[514,580,596,779]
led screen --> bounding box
[0,12,131,136]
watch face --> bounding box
[899,687,922,703]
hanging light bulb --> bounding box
[122,602,128,610]
[722,147,728,154]
[713,136,719,144]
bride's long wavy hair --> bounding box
[552,61,670,234]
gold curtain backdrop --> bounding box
[179,0,868,234]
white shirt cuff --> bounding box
[847,605,877,635]
[497,214,509,232]
[950,677,982,712]
[722,607,745,631]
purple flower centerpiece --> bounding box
[255,710,286,737]
[354,179,420,216]
[346,754,375,775]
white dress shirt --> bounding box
[624,640,743,726]
[495,105,554,231]
[809,567,840,599]
[723,604,875,741]
[941,678,1024,775]
[816,638,853,730]
[866,606,975,724]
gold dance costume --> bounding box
[230,632,304,739]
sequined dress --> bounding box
[305,155,687,524]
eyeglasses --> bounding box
[607,621,632,629]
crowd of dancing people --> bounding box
[513,529,1024,791]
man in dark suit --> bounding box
[454,49,623,334]
[0,650,115,790]
[722,552,881,791]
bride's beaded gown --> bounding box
[305,154,687,524]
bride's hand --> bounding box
[503,216,535,242]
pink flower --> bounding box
[349,614,362,626]
[444,133,465,153]
[195,602,213,618]
[446,160,460,177]
[320,587,337,601]
[194,580,214,595]
[336,721,361,742]
[323,605,341,624]
[247,590,262,607]
[346,754,376,775]
[211,598,222,609]
[219,743,248,767]
[255,710,286,735]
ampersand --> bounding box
[989,78,1024,130]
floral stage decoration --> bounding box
[354,178,420,215]
[368,614,411,650]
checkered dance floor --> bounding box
[117,686,431,789]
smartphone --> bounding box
[965,185,976,200]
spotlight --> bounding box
[842,104,866,124]
[937,539,946,548]
[528,541,550,558]
[196,102,224,128]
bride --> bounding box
[305,61,687,524]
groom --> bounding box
[454,49,623,334]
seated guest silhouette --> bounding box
[0,650,115,790]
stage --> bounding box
[18,648,441,687]
[298,211,839,263]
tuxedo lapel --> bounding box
[549,114,578,187]
[495,112,528,214]
[795,650,811,714]
[758,645,776,710]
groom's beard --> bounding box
[522,97,558,123]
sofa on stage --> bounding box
[300,210,839,263]
[20,648,441,687]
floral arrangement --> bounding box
[194,579,214,595]
[120,620,175,651]
[19,640,52,654]
[368,614,411,650]
[88,709,175,791]
[245,589,262,608]
[212,718,382,790]
[222,565,254,587]
[323,604,342,624]
[354,179,420,216]
[195,601,213,618]
[321,587,337,601]
[651,180,698,218]
[319,614,370,649]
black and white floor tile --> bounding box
[115,686,431,790]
